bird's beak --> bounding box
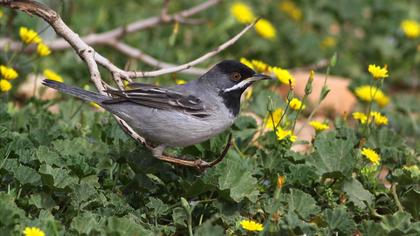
[223,73,272,93]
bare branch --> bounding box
[106,40,206,76]
[0,0,221,51]
[128,18,259,78]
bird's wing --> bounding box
[102,84,211,118]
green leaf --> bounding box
[380,211,420,235]
[359,220,387,236]
[285,189,320,221]
[342,178,373,209]
[194,219,225,236]
[216,155,259,202]
[308,130,357,178]
[105,216,152,235]
[146,197,171,217]
[39,164,78,189]
[13,164,42,186]
[401,189,420,220]
[323,207,356,235]
[70,212,100,235]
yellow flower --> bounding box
[0,9,3,18]
[288,98,305,110]
[0,65,18,80]
[277,175,285,189]
[361,148,380,165]
[309,121,329,132]
[43,69,64,82]
[354,85,389,107]
[279,0,302,21]
[320,36,337,49]
[230,2,255,24]
[240,220,264,232]
[0,79,12,92]
[89,102,102,110]
[243,86,253,100]
[370,111,388,126]
[23,227,45,236]
[368,64,388,80]
[270,66,296,87]
[265,108,283,129]
[240,58,254,70]
[37,43,51,57]
[251,59,270,72]
[276,127,297,142]
[400,20,420,39]
[255,19,276,40]
[352,112,368,124]
[19,27,42,44]
[175,79,186,85]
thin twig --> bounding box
[391,183,404,212]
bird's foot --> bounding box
[153,133,232,171]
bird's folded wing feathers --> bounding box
[102,84,211,118]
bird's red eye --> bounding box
[231,72,241,81]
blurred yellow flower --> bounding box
[240,58,254,70]
[276,127,297,142]
[37,43,51,57]
[0,65,18,80]
[89,102,102,110]
[277,175,285,189]
[354,85,389,107]
[255,19,276,40]
[309,121,329,132]
[251,59,270,72]
[23,227,45,236]
[240,219,264,232]
[270,66,296,87]
[352,112,368,124]
[230,2,255,24]
[368,64,388,80]
[370,111,388,126]
[265,108,283,129]
[0,79,12,92]
[361,148,380,165]
[321,36,337,49]
[279,0,302,21]
[175,79,186,85]
[400,20,420,39]
[43,69,63,82]
[243,86,253,100]
[0,9,3,18]
[19,27,42,44]
[288,98,305,110]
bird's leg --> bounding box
[150,134,233,171]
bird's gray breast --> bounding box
[106,95,236,147]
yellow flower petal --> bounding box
[230,2,255,24]
[37,43,51,57]
[264,108,283,129]
[400,20,420,39]
[361,148,381,165]
[19,27,42,44]
[288,98,305,110]
[270,66,295,87]
[279,0,302,21]
[175,79,187,85]
[43,69,64,82]
[240,58,255,70]
[255,19,276,40]
[276,127,296,142]
[251,59,270,72]
[23,227,45,236]
[368,64,388,79]
[309,121,329,132]
[0,79,12,92]
[354,85,390,107]
[240,220,264,232]
[0,65,18,80]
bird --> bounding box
[43,60,271,168]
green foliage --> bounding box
[0,0,419,235]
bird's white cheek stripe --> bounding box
[223,77,260,93]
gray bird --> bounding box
[43,60,270,167]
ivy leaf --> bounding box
[285,189,320,221]
[342,178,373,209]
[308,130,357,178]
[323,207,356,235]
[216,155,259,202]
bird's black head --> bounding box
[200,60,271,116]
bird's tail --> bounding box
[42,79,107,103]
